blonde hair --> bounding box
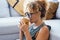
[23,0,38,13]
[24,0,47,18]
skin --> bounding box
[39,0,46,1]
[19,1,49,40]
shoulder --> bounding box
[39,25,50,34]
[36,26,50,40]
[42,25,50,31]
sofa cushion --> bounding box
[0,34,19,40]
[44,20,60,40]
[45,2,59,20]
[10,6,22,17]
[0,0,10,18]
[0,17,23,35]
[7,0,25,16]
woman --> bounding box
[19,1,51,40]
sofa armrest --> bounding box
[0,17,22,35]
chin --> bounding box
[30,21,35,23]
[30,20,33,23]
[30,21,33,23]
[30,19,35,23]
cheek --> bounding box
[33,14,39,19]
[31,15,37,19]
[31,15,38,21]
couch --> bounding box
[0,0,60,40]
[0,0,22,40]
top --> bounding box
[22,22,51,40]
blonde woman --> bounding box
[19,1,51,40]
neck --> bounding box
[35,18,43,26]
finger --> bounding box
[20,21,24,26]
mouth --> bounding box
[30,18,32,20]
[30,19,33,22]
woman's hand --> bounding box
[19,19,29,33]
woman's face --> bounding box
[25,1,43,23]
[26,10,41,23]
